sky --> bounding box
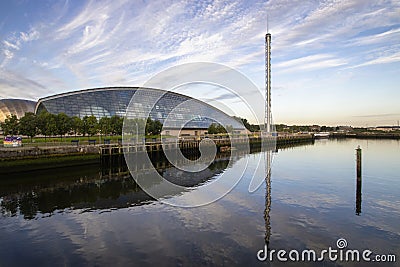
[0,0,399,127]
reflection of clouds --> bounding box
[374,200,400,214]
[17,154,266,264]
[42,203,259,265]
[2,139,400,265]
[276,192,348,210]
[266,199,400,262]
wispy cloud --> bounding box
[0,0,399,125]
[275,54,347,73]
[3,40,20,50]
[348,27,400,47]
[353,113,400,118]
[348,51,400,69]
[0,69,50,99]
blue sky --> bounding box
[0,0,399,126]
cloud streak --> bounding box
[0,0,398,126]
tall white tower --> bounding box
[265,32,272,133]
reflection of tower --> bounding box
[265,32,272,133]
[264,151,272,246]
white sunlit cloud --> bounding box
[0,0,399,126]
[275,54,348,73]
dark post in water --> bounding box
[356,146,362,215]
[356,146,362,178]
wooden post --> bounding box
[356,146,362,179]
[356,145,362,215]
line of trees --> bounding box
[207,123,233,134]
[233,116,260,132]
[0,112,163,141]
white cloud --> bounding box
[3,40,20,50]
[348,51,400,69]
[0,0,398,127]
[347,27,400,47]
[275,54,347,73]
[3,49,14,59]
[19,29,39,42]
[0,69,50,99]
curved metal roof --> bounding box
[0,99,36,123]
[34,87,242,129]
[35,86,225,116]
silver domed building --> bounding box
[0,99,36,123]
[35,87,245,136]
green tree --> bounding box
[19,112,38,142]
[207,123,228,134]
[110,115,123,135]
[82,116,98,137]
[1,114,19,135]
[124,118,146,136]
[216,124,227,134]
[233,116,260,132]
[37,111,57,140]
[152,120,162,135]
[225,125,233,133]
[70,116,82,137]
[99,117,111,137]
[145,118,162,136]
[207,123,218,134]
[55,113,71,138]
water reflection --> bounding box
[264,151,272,248]
[356,175,362,216]
[0,151,235,219]
[0,139,399,266]
[0,141,313,220]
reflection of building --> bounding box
[36,87,245,136]
[0,99,36,123]
[0,151,233,218]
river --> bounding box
[0,138,399,266]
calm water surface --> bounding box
[0,139,399,266]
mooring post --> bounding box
[356,145,362,215]
[356,145,362,179]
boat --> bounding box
[314,132,330,138]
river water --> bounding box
[0,139,399,266]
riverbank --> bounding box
[0,134,314,173]
[331,132,400,139]
[1,134,314,159]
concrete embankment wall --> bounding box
[0,134,315,160]
[0,145,99,160]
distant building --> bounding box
[337,126,353,132]
[0,99,36,123]
[375,126,399,132]
[310,125,321,132]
